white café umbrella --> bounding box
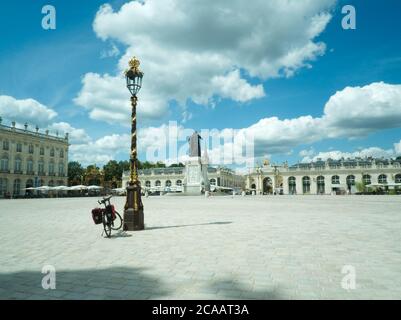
[36,186,51,191]
[87,185,103,190]
[70,185,88,191]
[52,186,69,191]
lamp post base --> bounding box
[123,183,144,231]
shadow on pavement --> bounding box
[109,230,133,239]
[145,221,232,231]
[0,266,169,300]
[208,279,283,300]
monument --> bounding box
[184,131,210,195]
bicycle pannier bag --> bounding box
[106,205,117,221]
[91,208,103,225]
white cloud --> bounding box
[74,72,167,124]
[100,43,120,58]
[0,95,57,126]
[48,122,91,144]
[299,147,316,158]
[69,134,131,165]
[75,0,335,124]
[134,82,401,163]
[238,82,401,157]
[300,147,397,163]
[323,82,401,137]
[0,95,92,145]
[211,70,265,102]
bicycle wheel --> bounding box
[111,211,123,230]
[103,215,112,238]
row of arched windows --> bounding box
[145,180,183,188]
[2,140,65,158]
[0,155,64,175]
[288,174,401,194]
[289,174,396,185]
[143,179,218,188]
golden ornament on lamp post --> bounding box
[123,57,144,231]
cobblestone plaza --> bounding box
[1,195,400,300]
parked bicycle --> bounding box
[91,195,122,238]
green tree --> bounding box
[103,160,121,182]
[118,160,130,172]
[68,161,84,186]
[156,161,166,168]
[169,163,185,167]
[355,181,365,193]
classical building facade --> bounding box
[245,158,401,195]
[0,120,69,198]
[122,166,245,193]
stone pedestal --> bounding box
[184,157,208,195]
[123,182,144,231]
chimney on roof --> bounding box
[45,130,49,135]
[35,125,39,133]
[65,132,69,140]
[0,116,2,125]
[24,123,28,131]
[12,121,16,128]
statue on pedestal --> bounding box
[188,131,202,158]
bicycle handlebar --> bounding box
[98,195,112,205]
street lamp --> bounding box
[123,57,144,231]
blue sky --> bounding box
[0,0,400,168]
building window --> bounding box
[14,158,22,173]
[331,175,340,184]
[49,180,54,187]
[288,176,296,195]
[395,174,401,183]
[50,148,55,157]
[0,178,8,196]
[40,147,45,156]
[58,163,64,176]
[302,176,311,194]
[28,144,34,154]
[60,149,64,158]
[210,179,216,186]
[16,143,22,152]
[317,176,325,194]
[378,174,387,184]
[0,156,9,172]
[176,180,182,186]
[49,162,55,175]
[363,174,371,185]
[155,180,161,187]
[38,161,45,175]
[2,140,9,151]
[27,160,34,174]
[13,179,21,196]
[145,181,151,188]
[346,175,355,186]
[166,180,172,187]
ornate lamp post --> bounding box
[123,57,144,231]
